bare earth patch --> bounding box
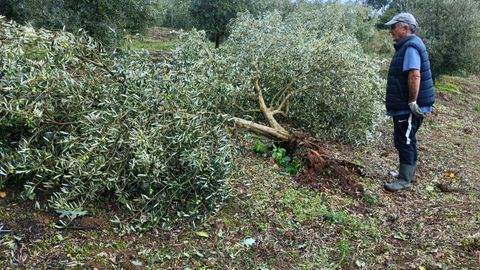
[328,75,480,269]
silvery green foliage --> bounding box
[0,17,232,230]
[407,0,480,77]
[1,0,161,47]
[382,0,480,77]
[170,12,385,144]
[292,2,378,45]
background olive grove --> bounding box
[2,0,480,78]
[0,0,160,47]
[377,0,480,78]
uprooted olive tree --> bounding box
[168,10,385,195]
[0,18,232,231]
[1,6,386,230]
[169,11,385,144]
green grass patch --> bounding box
[279,188,379,236]
[435,81,462,94]
[280,187,327,223]
[473,103,480,112]
[252,139,268,154]
[364,193,379,206]
[122,38,178,52]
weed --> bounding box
[271,145,287,162]
[336,238,352,265]
[253,139,268,154]
[271,145,303,175]
[285,160,303,175]
[364,193,379,206]
[473,103,480,112]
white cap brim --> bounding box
[385,19,397,26]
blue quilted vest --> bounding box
[386,35,435,111]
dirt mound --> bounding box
[285,133,365,197]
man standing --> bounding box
[384,13,435,192]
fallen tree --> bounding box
[168,10,385,195]
[170,11,385,144]
[0,17,232,231]
[0,6,385,230]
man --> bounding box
[383,13,435,192]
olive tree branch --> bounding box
[252,61,287,133]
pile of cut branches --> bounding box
[0,17,232,231]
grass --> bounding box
[122,37,178,52]
[120,29,180,53]
[435,81,462,94]
[474,103,480,112]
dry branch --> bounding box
[232,117,289,141]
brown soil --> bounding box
[326,75,480,269]
[284,133,365,198]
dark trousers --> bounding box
[393,113,423,165]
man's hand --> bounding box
[408,101,425,117]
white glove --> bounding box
[408,101,425,117]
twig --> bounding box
[271,73,306,109]
[46,119,77,125]
[276,92,294,113]
[271,110,287,117]
[271,79,295,107]
[56,226,96,231]
[78,56,110,72]
[78,55,126,86]
[234,104,261,114]
[202,43,214,60]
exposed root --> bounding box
[286,133,365,197]
[232,117,364,197]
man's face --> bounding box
[388,22,409,43]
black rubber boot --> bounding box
[384,163,416,192]
[387,165,416,183]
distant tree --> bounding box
[160,0,194,30]
[189,0,253,48]
[159,0,294,31]
[361,0,392,9]
[0,0,160,47]
[0,0,26,21]
[251,0,295,14]
[381,0,480,78]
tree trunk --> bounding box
[233,117,289,141]
[215,32,222,48]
